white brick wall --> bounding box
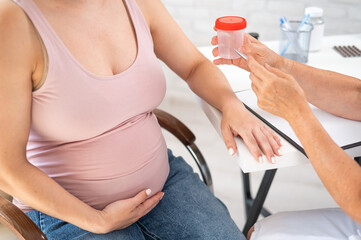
[161,0,361,45]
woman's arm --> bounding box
[0,3,100,231]
[247,57,361,224]
[0,2,162,234]
[140,0,282,163]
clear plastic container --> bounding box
[305,7,325,52]
[216,16,247,59]
[279,21,313,63]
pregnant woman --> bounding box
[0,0,281,239]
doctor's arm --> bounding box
[247,58,361,225]
[212,34,361,121]
[286,61,361,121]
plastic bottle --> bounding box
[215,16,247,59]
[305,7,325,52]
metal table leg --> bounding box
[242,172,252,217]
[242,169,277,236]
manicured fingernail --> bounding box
[228,148,235,156]
[280,140,284,146]
[278,149,283,156]
[271,156,276,164]
[258,156,263,163]
[146,189,152,196]
[160,193,164,200]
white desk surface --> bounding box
[197,34,361,173]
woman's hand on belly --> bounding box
[92,189,164,234]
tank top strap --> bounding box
[124,0,154,49]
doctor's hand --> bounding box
[247,57,309,121]
[211,33,292,74]
[91,189,164,234]
[221,101,282,164]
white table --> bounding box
[197,33,361,235]
[197,34,361,173]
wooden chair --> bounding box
[0,109,213,240]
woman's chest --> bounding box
[35,0,139,76]
[31,61,167,143]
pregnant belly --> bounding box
[27,113,170,210]
[57,144,169,210]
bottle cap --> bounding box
[215,16,247,31]
[305,7,323,18]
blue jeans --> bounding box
[27,149,245,240]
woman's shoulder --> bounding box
[0,0,40,71]
[0,0,29,27]
[0,0,35,45]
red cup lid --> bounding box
[215,16,247,31]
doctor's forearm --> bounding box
[289,60,361,120]
[287,105,361,224]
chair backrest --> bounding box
[0,197,47,240]
[153,109,213,191]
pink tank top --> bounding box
[12,0,169,212]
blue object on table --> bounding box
[280,14,311,57]
[280,16,293,31]
[297,13,311,31]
